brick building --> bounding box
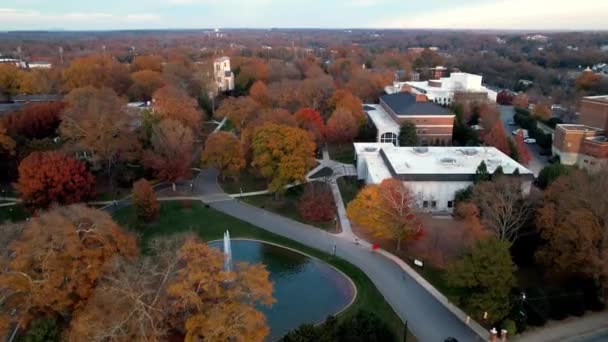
[365,92,454,146]
[553,95,608,171]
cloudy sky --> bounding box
[1,0,607,31]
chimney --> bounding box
[489,328,498,342]
[500,329,508,341]
[415,94,428,102]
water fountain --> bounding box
[223,230,233,272]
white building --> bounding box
[28,61,52,69]
[213,56,235,92]
[387,72,497,106]
[354,143,534,212]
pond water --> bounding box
[209,239,355,341]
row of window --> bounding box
[422,200,454,209]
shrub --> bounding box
[132,179,160,222]
[297,183,336,222]
[501,319,517,336]
[547,287,569,320]
[22,317,61,342]
[523,288,550,326]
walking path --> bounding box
[193,168,487,342]
[515,311,608,342]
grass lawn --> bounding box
[218,170,269,194]
[328,143,355,164]
[220,119,234,132]
[0,204,29,224]
[241,183,337,232]
[337,176,363,206]
[309,167,333,179]
[113,201,414,341]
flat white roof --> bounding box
[356,143,533,176]
[364,104,400,133]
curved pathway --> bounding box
[194,168,485,342]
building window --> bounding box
[380,132,398,146]
[431,201,437,208]
[423,201,429,208]
[448,201,454,208]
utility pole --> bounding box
[402,320,408,342]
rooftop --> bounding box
[584,95,608,104]
[363,104,400,133]
[215,56,230,62]
[380,93,451,116]
[355,144,533,179]
[558,124,603,132]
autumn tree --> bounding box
[18,68,62,95]
[0,64,21,101]
[153,85,202,129]
[298,75,335,113]
[129,69,164,101]
[345,69,392,103]
[482,119,510,155]
[297,183,336,222]
[251,124,316,193]
[325,108,359,145]
[399,121,418,146]
[62,54,131,95]
[201,132,245,179]
[215,96,260,132]
[60,86,139,178]
[131,55,164,72]
[295,107,325,143]
[249,80,271,107]
[254,108,297,128]
[347,178,423,251]
[15,151,95,209]
[143,119,193,189]
[132,179,160,222]
[536,170,608,288]
[167,237,274,342]
[3,102,65,139]
[0,205,138,334]
[576,70,602,91]
[471,176,532,242]
[513,131,532,165]
[446,238,517,323]
[329,89,366,125]
[532,103,552,121]
[0,122,16,156]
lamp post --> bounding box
[403,320,408,342]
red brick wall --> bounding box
[580,98,608,131]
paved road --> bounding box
[498,105,548,176]
[195,169,483,342]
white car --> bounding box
[524,138,536,144]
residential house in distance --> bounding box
[553,95,608,172]
[364,92,454,146]
[389,71,497,106]
[354,143,533,212]
[213,56,235,92]
[28,61,52,69]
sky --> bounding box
[1,0,607,31]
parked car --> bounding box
[524,138,537,144]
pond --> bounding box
[209,239,355,341]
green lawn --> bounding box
[0,204,29,224]
[337,176,363,206]
[113,201,413,341]
[328,143,355,164]
[220,119,234,132]
[241,183,336,231]
[218,170,269,194]
[309,167,333,179]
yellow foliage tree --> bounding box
[347,179,423,251]
[201,132,245,179]
[251,123,316,193]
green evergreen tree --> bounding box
[475,161,491,182]
[493,165,504,177]
[446,238,517,324]
[398,121,419,146]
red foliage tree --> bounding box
[482,120,510,155]
[15,151,95,209]
[294,108,325,143]
[3,102,65,139]
[325,108,359,144]
[514,131,532,165]
[496,91,514,105]
[297,183,336,222]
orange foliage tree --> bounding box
[347,178,423,251]
[62,54,131,95]
[329,89,366,125]
[131,55,164,72]
[201,132,245,179]
[167,237,275,342]
[249,80,271,107]
[129,69,164,101]
[251,124,316,193]
[3,102,65,139]
[143,119,193,187]
[514,131,532,165]
[132,179,160,222]
[15,151,95,209]
[512,94,529,109]
[0,64,21,100]
[576,70,602,91]
[325,108,359,144]
[0,205,138,335]
[0,122,16,156]
[295,107,325,143]
[481,114,510,155]
[153,85,202,129]
[215,96,260,132]
[532,102,552,121]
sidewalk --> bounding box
[515,311,608,342]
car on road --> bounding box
[524,138,537,144]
